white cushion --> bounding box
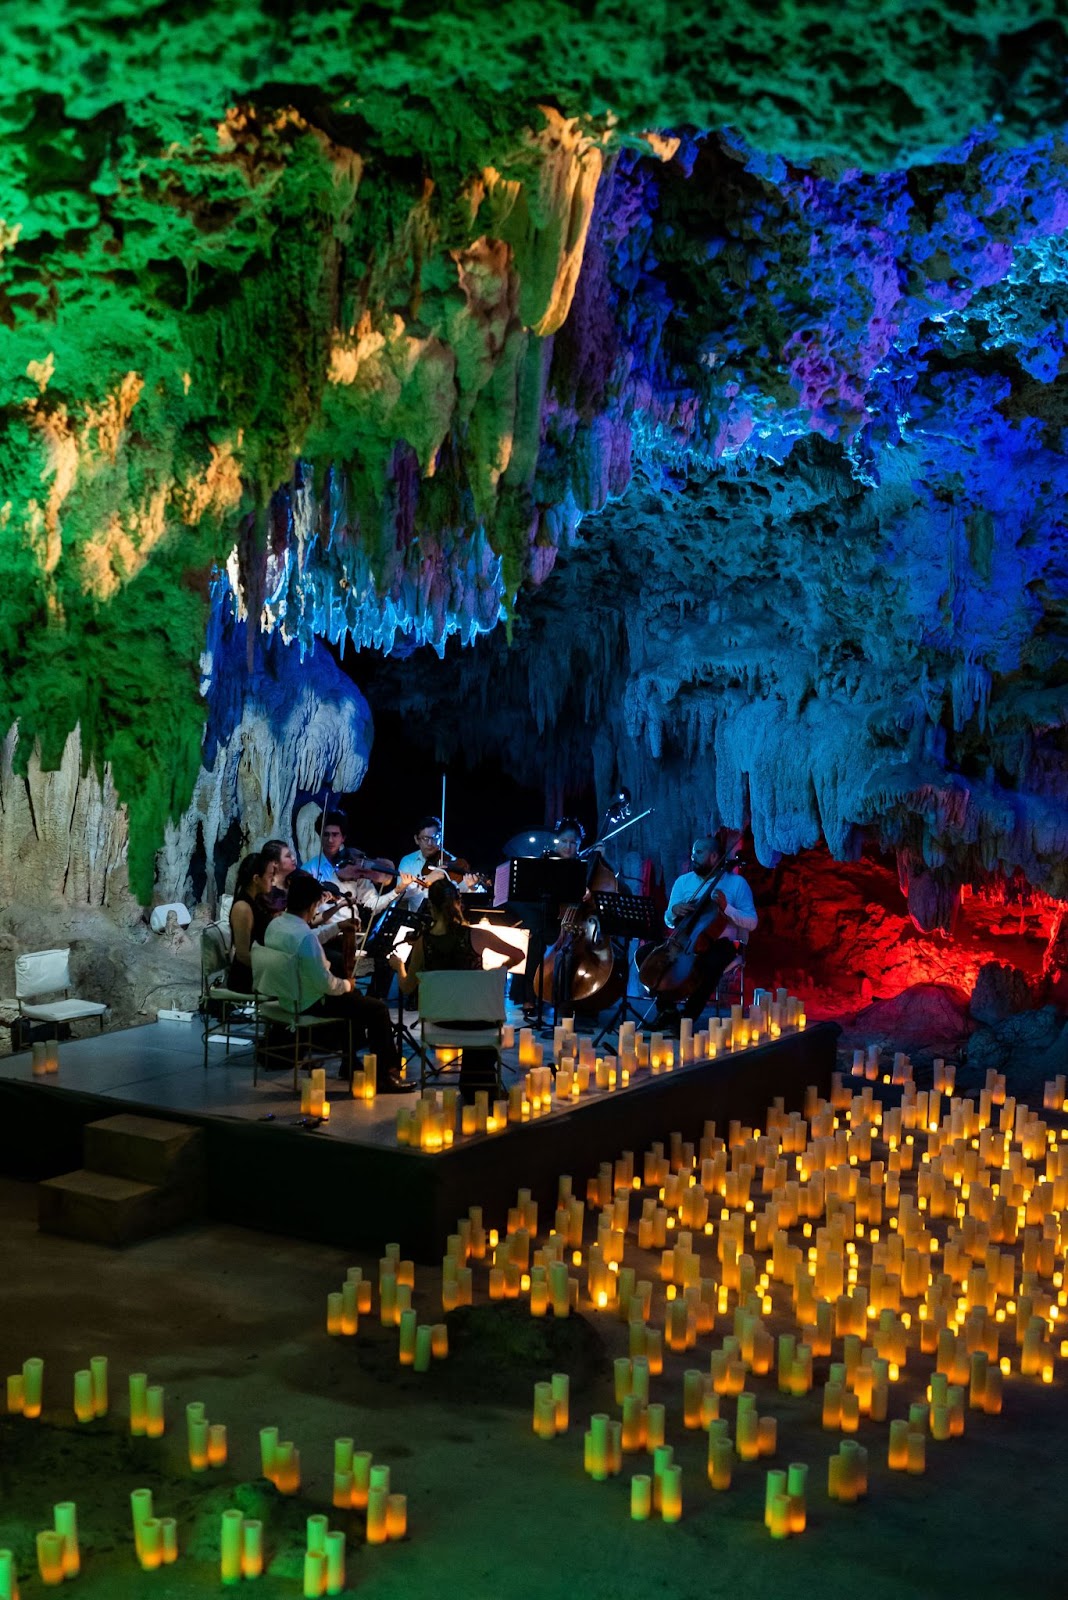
[20,999,108,1022]
[149,902,192,933]
[16,948,72,1000]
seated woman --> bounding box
[227,851,274,993]
[388,878,522,1101]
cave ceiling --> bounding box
[1,2,1066,911]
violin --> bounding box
[413,851,491,893]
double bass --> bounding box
[536,849,623,1012]
[638,842,735,1003]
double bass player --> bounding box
[643,832,758,1034]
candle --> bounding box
[259,1426,279,1483]
[36,1530,65,1586]
[324,1530,346,1596]
[139,1519,163,1571]
[241,1520,263,1579]
[145,1384,165,1438]
[160,1518,178,1565]
[53,1502,79,1578]
[303,1552,326,1598]
[89,1355,108,1417]
[22,1357,43,1419]
[631,1473,652,1520]
[73,1369,94,1424]
[208,1423,228,1467]
[128,1372,148,1435]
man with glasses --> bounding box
[398,815,445,882]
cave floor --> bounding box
[1,1173,1065,1600]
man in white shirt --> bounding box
[650,833,758,1031]
[263,872,413,1091]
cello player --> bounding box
[648,831,758,1034]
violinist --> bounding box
[397,816,445,881]
[302,811,362,887]
[649,832,758,1033]
[398,815,481,906]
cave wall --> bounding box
[0,3,1065,944]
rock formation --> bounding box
[0,5,1065,1045]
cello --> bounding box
[637,838,737,1003]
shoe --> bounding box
[377,1074,418,1094]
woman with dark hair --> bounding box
[389,878,522,1100]
[228,851,274,992]
[261,838,297,912]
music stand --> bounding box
[589,891,661,1045]
[366,899,424,1059]
[509,856,589,1034]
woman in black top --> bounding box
[228,851,274,992]
[389,878,521,1100]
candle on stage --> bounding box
[128,1371,148,1435]
[366,1465,391,1544]
[188,1402,210,1471]
[130,1488,154,1562]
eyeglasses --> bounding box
[417,832,441,844]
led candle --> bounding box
[550,1372,569,1432]
[386,1494,407,1540]
[90,1356,108,1417]
[241,1521,263,1579]
[208,1423,228,1467]
[130,1489,154,1559]
[220,1510,243,1585]
[351,1452,374,1510]
[73,1369,94,1423]
[128,1372,148,1435]
[6,1375,23,1414]
[660,1463,683,1522]
[36,1531,64,1586]
[160,1519,178,1565]
[139,1519,163,1571]
[145,1384,165,1438]
[366,1486,389,1546]
[22,1358,43,1420]
[764,1469,787,1530]
[274,1442,300,1494]
[259,1426,279,1483]
[0,1548,16,1600]
[189,1415,209,1471]
[53,1503,79,1578]
[303,1552,326,1598]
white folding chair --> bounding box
[417,968,506,1093]
[15,948,108,1039]
[200,923,258,1070]
[251,945,349,1091]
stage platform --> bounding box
[0,1018,839,1259]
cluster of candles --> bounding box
[1043,1073,1067,1113]
[402,1048,1064,1534]
[31,1504,80,1587]
[219,1508,355,1595]
[299,1068,330,1120]
[130,1488,178,1572]
[30,1040,61,1076]
[186,1400,228,1471]
[396,992,809,1151]
[329,1443,406,1544]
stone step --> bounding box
[83,1113,205,1188]
[38,1169,198,1247]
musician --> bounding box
[397,816,444,880]
[261,838,297,913]
[227,851,274,992]
[302,811,361,886]
[389,877,522,1101]
[264,872,414,1091]
[651,833,758,1032]
[516,818,586,1017]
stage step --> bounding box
[38,1115,205,1245]
[83,1113,205,1188]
